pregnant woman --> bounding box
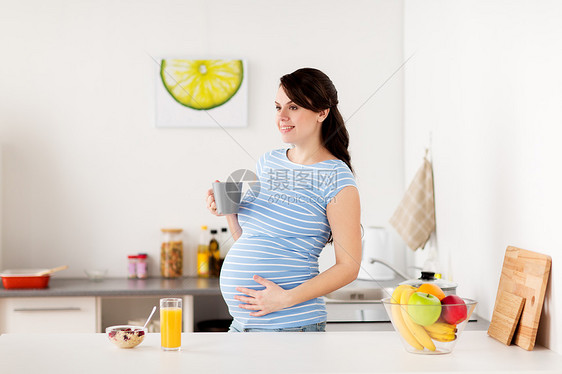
[206,68,361,332]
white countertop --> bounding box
[0,331,560,374]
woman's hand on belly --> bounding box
[234,275,292,317]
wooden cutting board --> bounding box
[488,246,551,350]
[487,290,525,345]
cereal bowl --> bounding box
[84,269,107,282]
[382,296,477,355]
[106,325,147,349]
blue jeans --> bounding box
[228,319,326,332]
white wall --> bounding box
[0,1,405,278]
[404,0,562,353]
[0,147,2,271]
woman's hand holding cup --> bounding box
[206,180,223,216]
[207,180,242,216]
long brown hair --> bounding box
[279,68,353,174]
[280,68,355,245]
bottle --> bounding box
[209,229,220,277]
[219,227,230,270]
[127,255,138,279]
[220,227,231,258]
[160,228,184,278]
[197,225,210,278]
[422,236,443,279]
[136,253,148,279]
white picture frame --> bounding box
[155,58,248,128]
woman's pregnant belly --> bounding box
[219,235,325,326]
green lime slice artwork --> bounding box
[160,59,244,110]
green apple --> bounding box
[407,292,442,326]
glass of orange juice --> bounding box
[160,298,182,351]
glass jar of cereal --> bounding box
[160,228,183,278]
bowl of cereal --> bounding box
[106,325,147,349]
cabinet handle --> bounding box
[13,307,82,312]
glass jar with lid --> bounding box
[136,253,148,279]
[160,228,183,278]
[127,255,138,279]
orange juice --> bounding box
[161,307,182,350]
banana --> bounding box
[426,331,456,342]
[423,322,457,334]
[424,322,457,342]
[389,285,424,351]
[391,284,412,304]
[399,288,436,351]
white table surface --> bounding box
[0,331,561,374]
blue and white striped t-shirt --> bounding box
[219,147,358,329]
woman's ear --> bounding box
[318,108,330,123]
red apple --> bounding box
[441,295,467,324]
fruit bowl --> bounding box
[106,325,147,349]
[382,286,477,355]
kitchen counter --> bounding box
[0,277,221,298]
[0,331,560,373]
[0,277,490,333]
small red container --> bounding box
[0,270,51,289]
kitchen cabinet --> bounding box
[0,297,98,333]
[99,295,195,333]
[0,295,220,334]
[0,277,225,334]
[100,294,230,332]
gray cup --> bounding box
[213,182,243,215]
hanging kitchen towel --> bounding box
[389,157,435,251]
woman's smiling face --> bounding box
[275,86,325,145]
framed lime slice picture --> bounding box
[156,58,248,128]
